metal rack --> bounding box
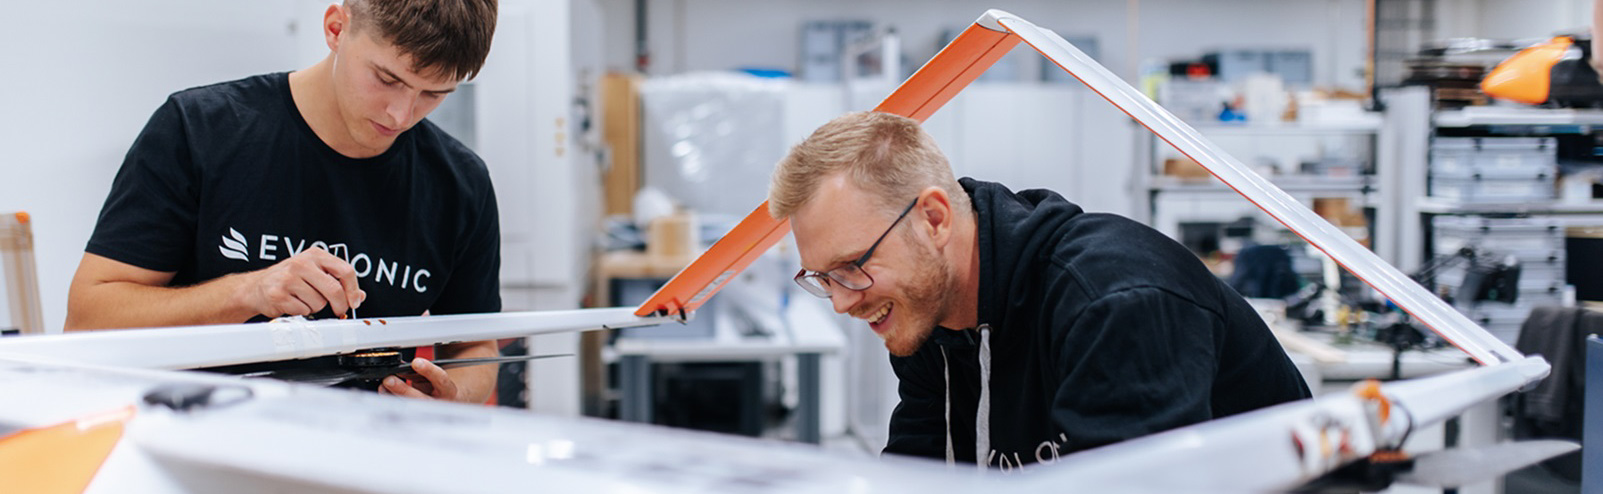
[1134,118,1392,266]
[1387,87,1603,347]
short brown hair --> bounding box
[346,0,498,81]
[769,111,969,219]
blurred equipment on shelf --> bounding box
[1152,49,1313,126]
[1282,281,1327,325]
[1158,79,1228,124]
[1373,316,1430,350]
[1428,216,1570,345]
[1482,35,1603,108]
[1567,226,1603,302]
[1416,246,1522,307]
[799,19,876,82]
[1405,38,1521,109]
[1241,73,1290,123]
[1428,137,1557,204]
[1405,59,1486,108]
[1199,49,1313,86]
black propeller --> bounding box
[241,349,573,389]
[1294,440,1580,493]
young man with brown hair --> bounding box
[772,111,1310,468]
[67,0,503,403]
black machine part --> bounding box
[143,383,255,412]
[1414,247,1522,306]
[1549,35,1603,107]
[244,349,572,389]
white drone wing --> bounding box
[0,351,1554,493]
[0,308,667,370]
[0,8,1559,493]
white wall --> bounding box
[0,2,303,332]
[601,0,1375,222]
[597,0,1371,90]
[1437,0,1591,40]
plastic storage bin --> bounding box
[1429,174,1555,203]
[1430,136,1556,178]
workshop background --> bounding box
[0,1,1596,492]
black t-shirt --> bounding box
[87,72,501,322]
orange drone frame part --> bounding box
[632,201,791,317]
[0,407,133,494]
[632,22,1018,318]
[876,22,1020,122]
[1481,36,1571,105]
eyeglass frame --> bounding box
[793,198,919,298]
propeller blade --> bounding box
[239,367,366,387]
[245,354,574,387]
[429,354,574,370]
[1397,440,1580,488]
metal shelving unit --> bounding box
[1390,89,1603,271]
[1386,87,1603,348]
[1434,107,1603,128]
[1417,198,1603,215]
[1136,119,1390,258]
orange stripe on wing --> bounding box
[0,407,133,494]
[634,202,791,317]
[875,22,1019,122]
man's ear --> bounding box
[323,4,349,52]
[917,187,954,248]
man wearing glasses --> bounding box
[769,111,1310,469]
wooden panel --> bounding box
[601,72,642,217]
[1,212,41,334]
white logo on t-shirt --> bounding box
[219,228,249,261]
[216,227,433,293]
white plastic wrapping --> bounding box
[639,73,790,217]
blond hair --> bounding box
[769,111,968,219]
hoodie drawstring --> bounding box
[941,346,954,464]
[976,324,992,470]
[941,326,994,469]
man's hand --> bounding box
[235,247,365,318]
[378,341,499,403]
[1594,0,1603,84]
[380,358,463,401]
[67,250,366,330]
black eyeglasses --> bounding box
[793,199,918,298]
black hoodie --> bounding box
[882,178,1311,471]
